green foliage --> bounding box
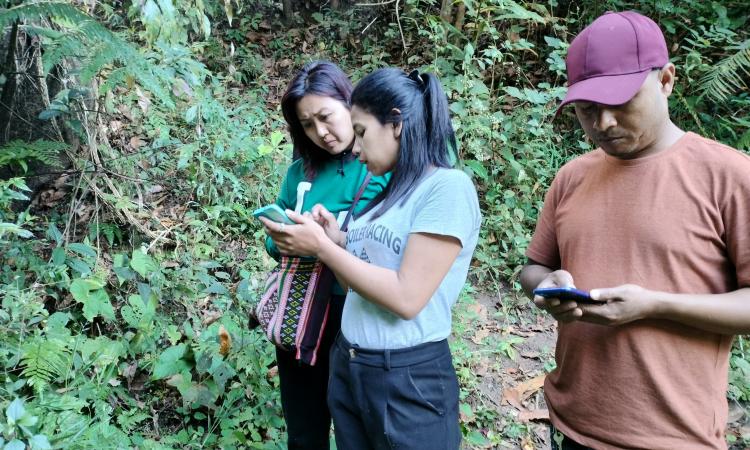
[698,39,750,102]
[69,278,115,321]
[0,398,52,450]
[0,140,65,172]
[0,178,33,242]
[20,338,71,393]
[0,0,747,448]
[4,1,176,109]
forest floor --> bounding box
[451,288,557,449]
[454,288,750,450]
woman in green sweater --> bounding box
[262,61,387,450]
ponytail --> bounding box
[421,72,457,169]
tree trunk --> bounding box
[440,0,453,23]
[0,21,20,145]
[282,0,293,23]
[331,0,340,9]
[454,2,466,32]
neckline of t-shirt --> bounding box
[602,131,695,167]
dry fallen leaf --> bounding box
[515,374,546,400]
[519,409,550,423]
[503,385,524,410]
[203,310,222,327]
[502,374,546,410]
[466,302,488,321]
[130,136,145,150]
[472,327,490,344]
[218,324,231,356]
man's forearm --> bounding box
[650,287,750,334]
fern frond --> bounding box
[0,1,111,42]
[20,337,71,392]
[0,140,67,171]
[1,1,175,108]
[699,40,750,102]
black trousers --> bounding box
[275,294,345,450]
[327,334,461,450]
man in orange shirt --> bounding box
[520,11,750,450]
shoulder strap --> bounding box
[341,172,372,232]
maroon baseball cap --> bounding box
[558,11,669,110]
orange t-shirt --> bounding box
[526,132,750,450]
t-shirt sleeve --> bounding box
[410,171,481,247]
[525,174,562,269]
[723,162,750,288]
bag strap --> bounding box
[341,172,372,232]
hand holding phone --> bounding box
[252,204,295,225]
[533,286,600,304]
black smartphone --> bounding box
[532,286,599,304]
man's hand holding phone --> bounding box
[532,270,602,323]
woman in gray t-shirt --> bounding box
[269,68,481,450]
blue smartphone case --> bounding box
[252,204,295,224]
[532,286,597,304]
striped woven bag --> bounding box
[254,257,334,365]
[252,173,371,365]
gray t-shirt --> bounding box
[342,168,481,349]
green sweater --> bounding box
[265,154,389,294]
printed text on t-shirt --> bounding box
[347,222,402,254]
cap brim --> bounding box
[555,69,651,117]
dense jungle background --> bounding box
[1,0,749,448]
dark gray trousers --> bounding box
[327,334,461,450]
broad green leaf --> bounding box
[38,109,64,120]
[203,282,227,295]
[113,266,135,285]
[153,344,189,380]
[130,248,158,278]
[46,223,62,245]
[178,143,197,169]
[210,360,236,391]
[18,412,38,427]
[165,325,182,345]
[29,435,51,450]
[185,105,198,123]
[463,160,489,180]
[236,279,253,302]
[270,130,284,147]
[70,279,113,322]
[465,430,490,446]
[51,247,66,265]
[81,289,115,322]
[4,440,25,450]
[201,14,210,38]
[0,223,32,238]
[66,258,91,276]
[68,243,97,258]
[6,398,25,424]
[122,294,156,329]
[258,143,273,155]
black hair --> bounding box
[280,61,354,180]
[352,68,457,218]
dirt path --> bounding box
[453,289,557,449]
[456,289,750,450]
